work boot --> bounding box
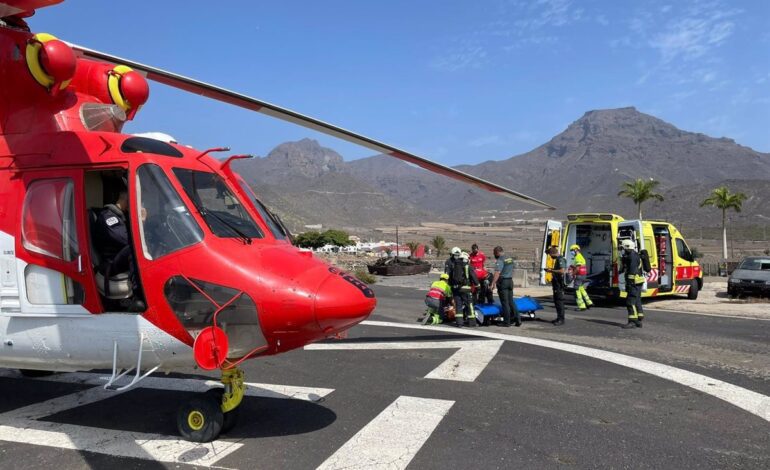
[552,319,565,326]
[514,319,522,327]
[622,321,638,329]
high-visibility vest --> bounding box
[427,280,451,300]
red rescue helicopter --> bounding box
[0,0,553,442]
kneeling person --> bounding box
[424,273,453,325]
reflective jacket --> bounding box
[427,280,452,300]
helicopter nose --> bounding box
[314,271,376,334]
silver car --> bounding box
[728,257,770,298]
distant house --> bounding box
[316,244,339,253]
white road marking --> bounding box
[316,396,454,470]
[305,340,503,382]
[0,370,335,466]
[361,321,770,423]
[0,423,243,467]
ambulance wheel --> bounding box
[687,281,699,300]
[177,396,223,442]
[205,388,240,434]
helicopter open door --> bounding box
[617,220,645,292]
[16,170,102,314]
[539,220,562,285]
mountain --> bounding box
[232,139,428,231]
[352,107,770,221]
[233,108,770,230]
[461,107,770,211]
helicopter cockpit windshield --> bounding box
[173,169,263,242]
[136,164,204,260]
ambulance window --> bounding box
[136,164,204,260]
[675,238,693,262]
[22,179,79,261]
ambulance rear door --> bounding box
[540,220,562,285]
[617,220,645,292]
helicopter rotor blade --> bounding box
[70,44,555,210]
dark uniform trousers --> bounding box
[497,278,520,325]
[625,280,645,321]
[552,283,565,321]
[452,290,473,327]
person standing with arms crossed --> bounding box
[491,246,521,327]
[569,244,593,310]
[545,246,567,326]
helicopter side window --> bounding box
[173,169,263,240]
[21,178,84,305]
[136,164,204,260]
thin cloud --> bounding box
[430,43,488,72]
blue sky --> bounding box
[32,0,770,166]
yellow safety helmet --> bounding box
[569,244,580,251]
[440,273,449,280]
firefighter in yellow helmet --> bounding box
[569,244,593,311]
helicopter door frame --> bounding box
[16,169,102,315]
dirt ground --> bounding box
[373,273,770,320]
[645,278,770,319]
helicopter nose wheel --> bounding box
[176,367,245,442]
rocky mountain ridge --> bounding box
[234,107,770,230]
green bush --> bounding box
[354,269,377,285]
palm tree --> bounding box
[617,178,664,219]
[431,236,446,258]
[406,241,420,257]
[700,186,747,259]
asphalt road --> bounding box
[0,285,768,469]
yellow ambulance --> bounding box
[540,214,703,300]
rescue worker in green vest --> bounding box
[569,244,593,311]
[423,273,453,325]
[619,239,645,328]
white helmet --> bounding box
[621,239,636,251]
[451,247,462,256]
[461,251,469,261]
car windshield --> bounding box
[738,258,770,271]
[236,178,288,240]
[173,169,263,240]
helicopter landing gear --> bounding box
[177,367,245,442]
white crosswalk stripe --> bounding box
[305,339,504,382]
[316,396,454,470]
